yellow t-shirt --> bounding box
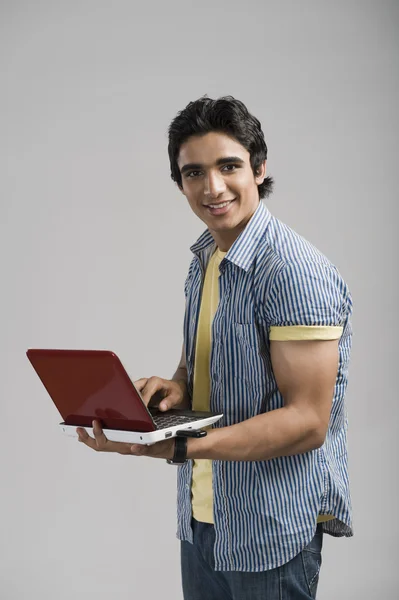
[190,247,336,525]
[191,247,225,523]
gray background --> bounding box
[1,1,397,598]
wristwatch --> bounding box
[167,436,188,465]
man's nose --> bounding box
[204,171,226,199]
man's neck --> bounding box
[209,206,259,252]
[211,231,240,253]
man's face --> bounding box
[177,132,266,249]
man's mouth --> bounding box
[204,199,236,215]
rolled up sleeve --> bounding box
[266,261,350,341]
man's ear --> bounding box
[255,160,267,185]
[178,182,186,196]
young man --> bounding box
[77,96,353,599]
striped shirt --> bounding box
[177,200,353,572]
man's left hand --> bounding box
[77,420,175,460]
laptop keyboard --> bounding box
[152,412,206,429]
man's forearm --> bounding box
[186,404,324,461]
[171,366,191,409]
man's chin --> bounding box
[204,206,241,230]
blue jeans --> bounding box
[181,519,323,600]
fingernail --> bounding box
[161,402,168,411]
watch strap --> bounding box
[167,436,187,465]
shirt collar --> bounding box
[190,201,272,272]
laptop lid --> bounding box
[26,349,156,433]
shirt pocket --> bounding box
[231,322,265,389]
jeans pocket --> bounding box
[301,530,323,598]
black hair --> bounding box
[168,95,274,199]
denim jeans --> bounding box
[181,519,323,600]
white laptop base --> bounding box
[60,413,222,445]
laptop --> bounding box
[26,349,223,444]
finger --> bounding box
[138,377,164,406]
[76,427,98,451]
[158,384,182,411]
[77,427,88,441]
[144,378,181,410]
[116,443,136,455]
[133,378,148,392]
[92,420,108,450]
[130,443,148,456]
[159,399,170,411]
[158,394,180,411]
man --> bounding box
[77,96,353,599]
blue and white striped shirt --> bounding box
[177,201,353,572]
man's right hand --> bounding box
[133,377,188,411]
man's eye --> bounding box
[187,171,201,178]
[222,164,237,172]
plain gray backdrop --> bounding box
[1,1,398,598]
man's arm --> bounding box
[184,339,339,461]
[79,339,339,461]
[170,343,191,409]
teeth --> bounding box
[208,201,232,209]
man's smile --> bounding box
[204,198,236,216]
